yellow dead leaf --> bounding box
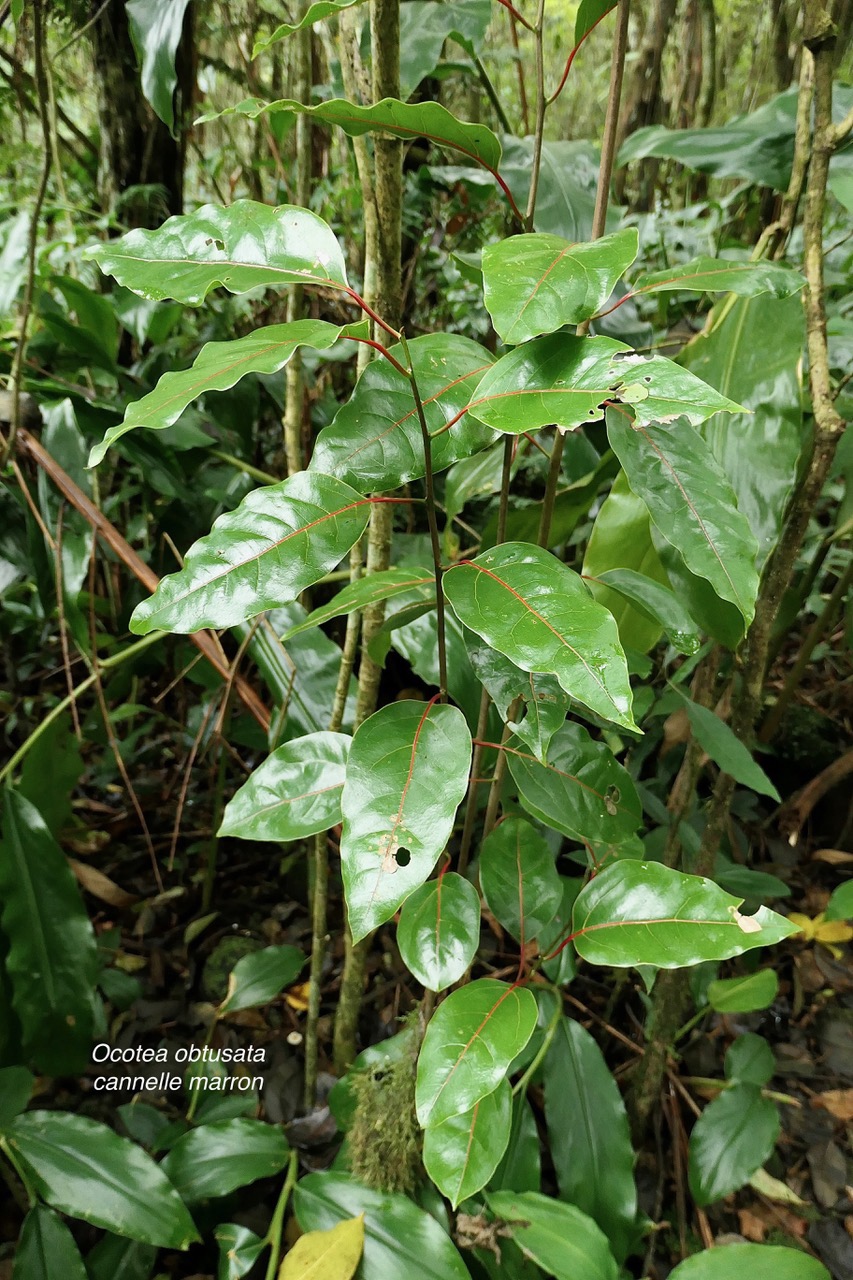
[113,951,147,973]
[69,857,138,910]
[749,1168,808,1206]
[279,1214,364,1280]
[813,1089,853,1122]
[789,911,852,958]
[788,912,816,941]
[285,982,311,1013]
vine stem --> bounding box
[264,1149,300,1280]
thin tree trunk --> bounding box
[614,0,678,203]
[283,19,314,476]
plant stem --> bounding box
[264,1149,299,1280]
[512,991,562,1095]
[283,15,313,474]
[524,0,548,231]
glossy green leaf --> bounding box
[607,408,759,625]
[707,970,779,1014]
[507,722,642,852]
[726,1032,775,1086]
[539,878,583,984]
[215,1223,266,1280]
[280,1215,365,1280]
[0,1066,34,1129]
[398,0,491,99]
[595,569,701,655]
[466,333,744,436]
[219,944,305,1014]
[311,333,496,493]
[688,1084,779,1205]
[126,0,191,132]
[220,732,350,843]
[283,569,434,639]
[483,229,639,344]
[86,201,349,303]
[6,1111,199,1248]
[252,0,366,54]
[499,138,600,242]
[543,1018,637,1263]
[129,472,372,634]
[480,818,562,943]
[826,879,853,921]
[423,1078,511,1208]
[416,979,538,1127]
[653,530,746,650]
[467,640,570,763]
[492,1093,541,1193]
[340,701,471,942]
[85,1234,157,1280]
[397,873,481,991]
[488,1191,619,1280]
[630,257,804,302]
[571,862,799,968]
[0,790,99,1075]
[680,697,779,799]
[89,320,367,465]
[669,1244,829,1280]
[294,1171,471,1279]
[161,1118,288,1203]
[12,1205,87,1280]
[575,0,617,41]
[444,543,636,731]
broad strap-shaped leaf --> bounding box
[479,817,562,944]
[679,696,779,799]
[311,333,497,493]
[669,1244,830,1280]
[0,1066,34,1129]
[571,861,799,968]
[219,731,350,843]
[399,0,491,99]
[340,701,471,942]
[206,97,503,175]
[443,542,636,731]
[483,229,639,344]
[688,1084,780,1206]
[85,201,349,303]
[543,1018,638,1263]
[283,568,434,639]
[160,1118,289,1203]
[0,790,99,1076]
[492,1093,542,1193]
[465,333,744,435]
[423,1078,511,1209]
[252,0,366,55]
[6,1111,199,1249]
[219,944,305,1014]
[416,979,538,1127]
[487,1192,619,1280]
[606,407,760,625]
[626,256,804,302]
[397,873,481,992]
[89,320,367,465]
[13,1206,88,1280]
[126,0,191,132]
[279,1215,365,1280]
[593,568,702,655]
[467,639,569,763]
[129,472,373,634]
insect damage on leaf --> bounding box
[731,908,763,934]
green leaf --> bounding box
[679,697,779,799]
[571,862,799,968]
[85,1234,158,1280]
[89,320,367,465]
[499,138,600,242]
[85,201,348,303]
[397,873,481,991]
[415,979,538,1127]
[398,0,491,99]
[487,1191,619,1280]
[18,710,84,838]
[423,1078,511,1208]
[294,1171,471,1279]
[688,1084,780,1205]
[279,1215,365,1280]
[0,1066,34,1129]
[826,879,853,921]
[283,569,434,639]
[12,1205,87,1280]
[0,790,99,1075]
[607,408,759,626]
[483,229,639,344]
[507,722,642,851]
[252,0,366,54]
[208,97,502,174]
[219,944,305,1014]
[630,257,804,302]
[310,333,497,494]
[653,530,746,649]
[726,1032,775,1086]
[492,1094,542,1193]
[575,0,617,43]
[129,472,372,634]
[708,970,779,1014]
[341,701,471,942]
[126,0,191,133]
[6,1111,199,1249]
[443,543,636,731]
[219,732,350,843]
[543,1018,638,1263]
[595,569,702,655]
[480,818,562,943]
[539,878,583,984]
[466,333,744,436]
[160,1118,289,1203]
[668,1243,830,1280]
[215,1223,266,1280]
[467,640,570,763]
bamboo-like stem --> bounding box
[283,16,314,474]
[264,1150,299,1280]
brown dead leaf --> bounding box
[812,1089,853,1122]
[738,1208,768,1242]
[812,849,853,865]
[69,857,138,909]
[661,706,691,756]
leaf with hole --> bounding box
[416,979,538,1127]
[688,1084,780,1205]
[487,1191,619,1280]
[219,944,305,1014]
[219,732,350,844]
[480,818,562,944]
[397,873,481,991]
[129,472,372,634]
[340,701,472,943]
[423,1078,511,1208]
